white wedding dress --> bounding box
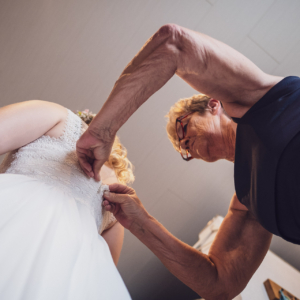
[0,110,131,300]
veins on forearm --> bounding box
[89,126,115,143]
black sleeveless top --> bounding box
[232,76,300,244]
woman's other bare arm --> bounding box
[0,100,67,155]
[134,195,271,299]
[104,188,272,300]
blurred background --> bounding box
[1,0,300,299]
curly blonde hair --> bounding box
[77,111,134,185]
[165,94,211,152]
[105,136,134,185]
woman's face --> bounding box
[179,103,233,162]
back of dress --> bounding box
[0,109,131,300]
[0,109,108,231]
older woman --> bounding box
[166,89,300,244]
[76,24,299,299]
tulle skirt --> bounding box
[0,174,131,300]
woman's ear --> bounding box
[207,98,221,115]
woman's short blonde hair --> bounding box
[78,112,134,185]
[165,94,211,152]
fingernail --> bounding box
[104,191,110,197]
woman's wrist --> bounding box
[129,213,155,238]
[87,123,116,144]
[89,106,122,138]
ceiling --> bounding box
[1,0,300,299]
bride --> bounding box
[0,100,133,300]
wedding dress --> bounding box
[0,110,131,300]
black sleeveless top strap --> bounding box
[232,76,300,244]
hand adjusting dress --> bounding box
[233,76,300,244]
[0,110,131,300]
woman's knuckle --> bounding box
[125,194,132,202]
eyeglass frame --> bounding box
[175,112,194,161]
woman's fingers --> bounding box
[93,158,105,181]
[76,148,95,177]
[76,130,111,181]
[103,200,110,206]
[103,191,128,204]
[103,203,113,212]
[102,200,117,214]
[103,204,112,211]
[108,183,136,195]
[82,160,94,177]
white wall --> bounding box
[1,1,300,299]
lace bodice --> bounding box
[0,110,114,232]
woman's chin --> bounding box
[205,156,220,163]
[194,154,219,163]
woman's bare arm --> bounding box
[104,187,272,300]
[90,24,279,134]
[77,24,282,179]
[133,196,271,299]
[101,222,124,265]
[0,100,66,155]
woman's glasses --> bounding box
[175,112,194,161]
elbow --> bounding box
[200,289,237,300]
[155,24,182,50]
[157,24,180,38]
[196,272,243,300]
[209,278,245,300]
[198,287,231,300]
[218,291,240,300]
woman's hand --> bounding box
[76,129,114,181]
[102,183,150,231]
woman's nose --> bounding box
[180,139,189,150]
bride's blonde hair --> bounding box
[77,110,134,185]
[106,136,134,185]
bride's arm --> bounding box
[101,222,124,265]
[0,100,66,155]
[100,164,124,265]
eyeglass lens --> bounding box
[176,121,184,140]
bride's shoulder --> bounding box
[44,103,69,139]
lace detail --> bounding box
[0,110,106,230]
[98,185,117,234]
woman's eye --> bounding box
[183,124,188,134]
